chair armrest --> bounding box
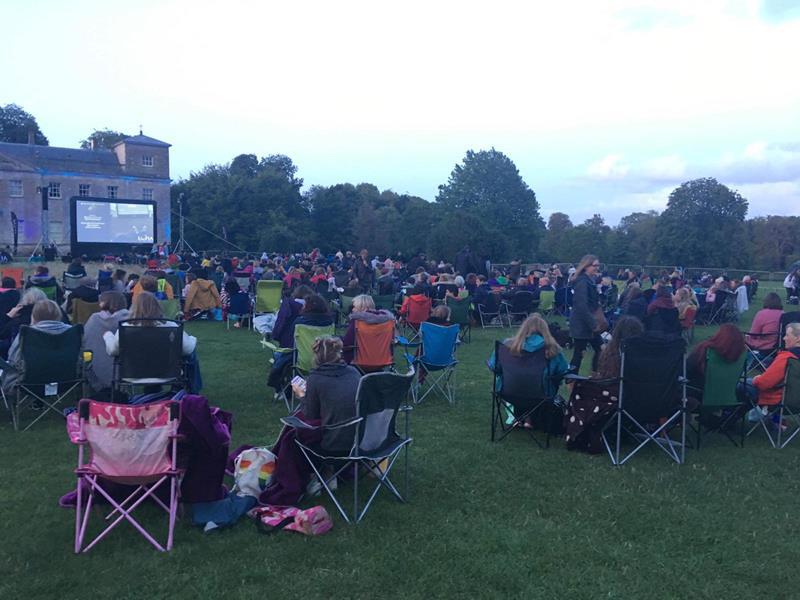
[563,373,590,382]
[396,336,421,347]
[281,415,319,430]
[324,416,364,430]
[0,358,17,372]
[399,405,414,413]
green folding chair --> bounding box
[371,294,395,311]
[288,323,335,411]
[538,290,555,318]
[37,285,58,301]
[694,349,747,448]
[159,298,182,320]
[339,295,355,326]
[446,295,472,343]
[255,280,282,315]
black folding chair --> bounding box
[746,357,800,449]
[4,325,84,431]
[490,341,562,448]
[284,369,415,524]
[112,319,186,401]
[601,335,688,465]
[502,291,536,325]
[478,293,506,328]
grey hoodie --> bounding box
[304,363,361,454]
[83,309,130,391]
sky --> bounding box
[3,0,800,224]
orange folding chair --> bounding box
[353,320,396,373]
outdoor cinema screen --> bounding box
[74,199,155,244]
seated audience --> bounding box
[621,284,647,321]
[341,295,395,363]
[272,285,313,349]
[0,287,49,358]
[66,257,87,277]
[734,278,749,315]
[644,286,681,336]
[65,276,99,314]
[399,284,432,325]
[741,322,800,408]
[0,277,20,328]
[427,304,452,326]
[687,324,746,393]
[111,269,127,293]
[183,274,221,318]
[2,300,73,394]
[83,291,130,396]
[132,273,174,300]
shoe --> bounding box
[306,476,337,497]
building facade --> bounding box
[0,134,171,252]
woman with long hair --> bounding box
[569,254,603,373]
[83,291,130,394]
[595,315,645,379]
[687,323,746,390]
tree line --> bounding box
[2,103,799,271]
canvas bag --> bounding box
[249,505,333,536]
[232,447,276,498]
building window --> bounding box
[79,184,91,197]
[142,188,153,201]
[48,182,61,199]
[9,180,23,197]
[107,185,118,199]
[142,155,154,167]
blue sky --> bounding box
[3,0,800,224]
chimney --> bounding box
[27,130,35,145]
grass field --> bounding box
[2,282,799,599]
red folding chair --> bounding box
[399,295,431,341]
[73,399,182,553]
[353,320,395,373]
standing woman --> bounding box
[569,254,603,373]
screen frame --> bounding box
[69,196,158,255]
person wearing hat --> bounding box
[65,275,99,313]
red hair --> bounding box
[690,323,745,375]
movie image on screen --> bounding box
[75,200,155,244]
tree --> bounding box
[607,210,660,265]
[0,104,48,145]
[539,212,573,262]
[654,178,748,267]
[79,129,129,150]
[436,148,544,260]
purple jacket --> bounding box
[272,298,303,348]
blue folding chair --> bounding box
[398,322,459,404]
[227,291,252,330]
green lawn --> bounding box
[2,284,799,599]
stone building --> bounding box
[0,133,171,252]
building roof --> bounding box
[116,134,171,148]
[0,142,124,176]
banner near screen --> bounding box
[75,200,155,244]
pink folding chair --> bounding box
[73,399,182,553]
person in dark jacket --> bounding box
[271,285,313,349]
[621,284,647,322]
[65,276,99,314]
[0,277,21,328]
[354,249,374,293]
[569,254,603,373]
[644,285,682,336]
[66,257,87,277]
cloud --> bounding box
[761,0,800,22]
[586,155,630,179]
[715,142,800,184]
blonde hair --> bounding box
[20,287,47,306]
[312,336,343,367]
[31,299,62,323]
[352,294,375,313]
[674,287,692,319]
[129,291,164,324]
[572,254,599,282]
[507,313,561,359]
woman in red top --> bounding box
[746,292,783,352]
[750,322,800,406]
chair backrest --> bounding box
[509,291,535,313]
[211,271,225,291]
[354,320,395,370]
[228,291,251,316]
[407,296,432,325]
[255,279,283,313]
[294,323,335,374]
[20,324,83,385]
[31,283,58,300]
[159,298,182,320]
[419,322,459,367]
[783,358,800,410]
[165,273,181,297]
[434,283,458,300]
[494,341,547,401]
[445,295,471,326]
[62,272,83,291]
[334,271,351,288]
[620,335,686,422]
[339,294,355,318]
[79,398,178,477]
[538,290,555,312]
[2,268,24,288]
[370,294,395,311]
[117,320,184,381]
[702,348,746,408]
[235,275,251,292]
[355,370,414,453]
[71,298,101,325]
[681,305,697,329]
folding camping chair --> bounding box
[227,291,252,330]
[71,299,101,326]
[31,283,58,300]
[477,293,506,328]
[708,290,736,325]
[490,341,562,448]
[502,291,536,325]
[446,295,472,343]
[399,294,432,341]
[746,358,800,449]
[537,290,555,319]
[158,298,182,321]
[338,294,356,327]
[282,368,415,524]
[601,335,688,465]
[370,294,395,312]
[254,280,282,315]
[112,320,186,402]
[692,349,747,448]
[554,287,572,317]
[234,273,252,294]
[744,331,781,376]
[73,399,182,552]
[285,323,336,411]
[352,320,395,373]
[4,324,84,431]
[1,267,24,289]
[399,322,459,404]
[63,272,83,292]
